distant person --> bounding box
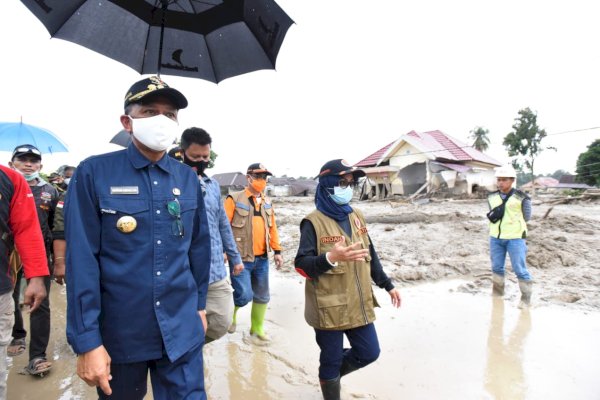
[0,164,48,399]
[62,166,76,185]
[51,195,68,286]
[294,159,401,400]
[169,127,243,343]
[47,172,65,193]
[65,76,211,399]
[7,144,59,377]
[224,163,283,340]
[486,165,533,308]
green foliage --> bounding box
[562,189,584,197]
[503,107,549,181]
[549,169,570,180]
[208,150,218,169]
[469,126,490,151]
[575,139,600,186]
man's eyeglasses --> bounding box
[250,173,269,180]
[167,198,184,238]
[338,180,357,189]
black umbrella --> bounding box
[21,0,294,83]
[110,130,132,147]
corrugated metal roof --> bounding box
[354,140,396,167]
[355,130,502,167]
[211,172,246,187]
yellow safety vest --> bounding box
[488,190,528,239]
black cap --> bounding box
[247,163,273,176]
[124,76,188,110]
[318,159,365,179]
[12,144,42,160]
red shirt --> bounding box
[0,165,49,287]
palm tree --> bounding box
[470,126,490,152]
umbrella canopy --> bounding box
[110,130,132,148]
[21,0,294,83]
[0,121,69,154]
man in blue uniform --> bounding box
[65,76,211,399]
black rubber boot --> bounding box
[320,376,341,400]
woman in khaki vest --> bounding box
[294,159,401,400]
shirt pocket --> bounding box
[98,197,149,246]
[178,197,197,234]
[316,293,349,329]
[231,206,249,229]
[264,203,273,227]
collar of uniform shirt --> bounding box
[127,144,175,174]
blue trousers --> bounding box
[314,323,381,380]
[98,343,205,400]
[231,256,270,307]
[490,237,531,280]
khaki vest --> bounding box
[304,209,379,330]
[228,191,273,262]
[488,190,528,239]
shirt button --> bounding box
[156,210,161,214]
[156,301,160,306]
[156,271,161,276]
[153,181,158,185]
[157,240,162,245]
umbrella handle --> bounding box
[157,0,169,77]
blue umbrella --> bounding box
[0,121,69,154]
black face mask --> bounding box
[183,155,209,175]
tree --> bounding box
[207,150,218,169]
[469,126,490,152]
[503,108,549,183]
[575,139,600,186]
[549,169,569,181]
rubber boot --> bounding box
[518,280,533,309]
[492,273,505,296]
[228,306,240,334]
[319,376,341,400]
[250,302,269,340]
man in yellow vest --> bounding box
[487,165,533,308]
[224,163,283,340]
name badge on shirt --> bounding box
[110,186,139,195]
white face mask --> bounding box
[129,114,179,151]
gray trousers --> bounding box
[0,292,15,400]
[205,277,234,341]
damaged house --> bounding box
[355,130,502,198]
[266,177,318,197]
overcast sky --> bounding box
[1,0,599,178]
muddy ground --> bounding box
[7,196,600,399]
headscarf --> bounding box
[315,175,353,221]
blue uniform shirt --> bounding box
[200,175,242,284]
[65,144,211,363]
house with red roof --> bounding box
[355,130,503,198]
